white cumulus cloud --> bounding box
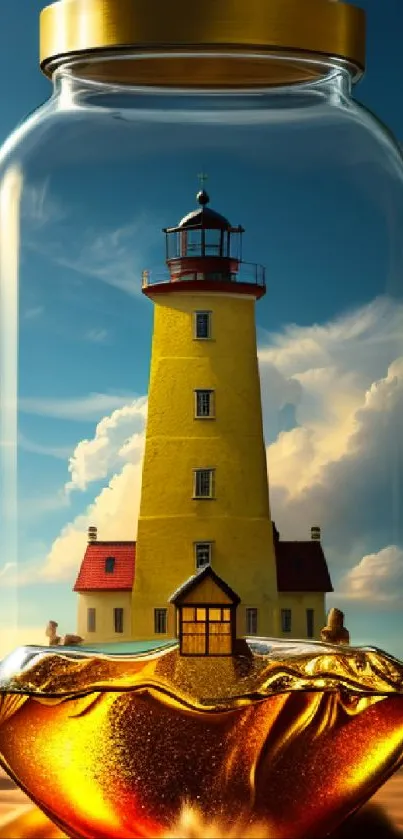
[337,546,403,603]
[65,397,147,492]
[259,296,403,383]
[40,461,143,583]
[268,356,403,555]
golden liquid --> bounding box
[0,641,402,839]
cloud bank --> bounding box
[65,398,147,492]
[337,545,403,604]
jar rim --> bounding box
[47,49,361,92]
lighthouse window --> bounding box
[194,311,212,339]
[246,608,258,636]
[281,608,292,633]
[195,389,215,418]
[193,468,215,499]
[154,608,168,634]
[195,542,212,569]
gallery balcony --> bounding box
[141,261,266,299]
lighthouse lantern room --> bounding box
[142,189,266,296]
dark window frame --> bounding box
[194,310,212,340]
[281,608,292,633]
[195,389,215,419]
[246,607,258,636]
[193,468,215,499]
[194,542,212,570]
[114,607,124,634]
[154,608,168,634]
[87,607,96,633]
[105,556,115,574]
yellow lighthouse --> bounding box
[132,188,279,643]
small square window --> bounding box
[194,311,212,339]
[114,607,124,633]
[87,608,96,633]
[246,608,258,635]
[154,608,167,634]
[306,608,315,639]
[195,542,212,569]
[281,608,292,633]
[193,469,215,499]
[195,389,215,419]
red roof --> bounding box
[73,538,332,595]
[275,541,333,593]
[73,542,135,592]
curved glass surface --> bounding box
[0,51,402,838]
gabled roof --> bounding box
[275,540,333,593]
[73,541,135,592]
[73,536,333,596]
[169,565,241,605]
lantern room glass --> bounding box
[164,216,243,261]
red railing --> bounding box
[142,262,266,289]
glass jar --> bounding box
[0,1,403,837]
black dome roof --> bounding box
[178,190,231,230]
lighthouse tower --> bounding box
[132,188,279,642]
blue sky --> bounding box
[0,0,403,657]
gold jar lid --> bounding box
[40,0,366,87]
